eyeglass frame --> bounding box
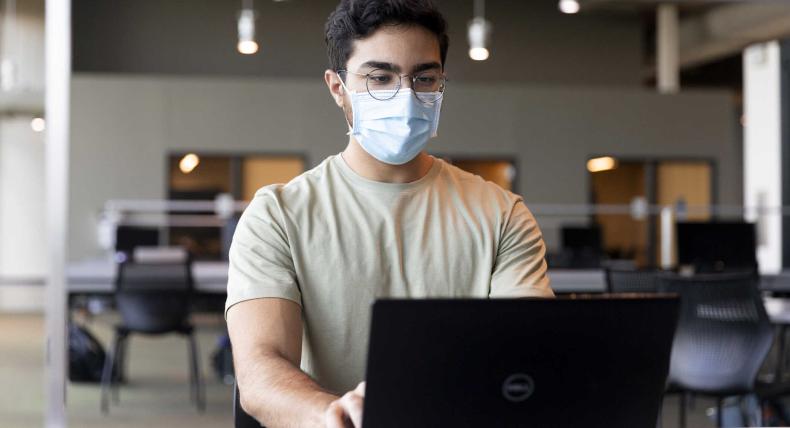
[336,68,448,103]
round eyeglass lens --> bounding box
[366,69,400,101]
[414,72,446,104]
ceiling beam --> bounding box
[678,2,790,68]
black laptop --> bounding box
[362,297,679,428]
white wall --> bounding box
[1,0,45,91]
[0,0,46,312]
[0,118,46,276]
[0,118,47,311]
[744,41,783,274]
[70,73,741,261]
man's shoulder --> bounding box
[438,159,522,207]
[250,155,338,202]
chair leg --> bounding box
[187,333,205,412]
[740,395,760,427]
[117,333,128,382]
[101,332,121,414]
[187,337,197,403]
[778,325,788,381]
[716,397,723,428]
[678,393,686,428]
[112,334,126,404]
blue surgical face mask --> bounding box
[341,82,443,165]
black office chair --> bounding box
[658,272,773,428]
[605,268,660,293]
[100,249,205,413]
[235,382,263,427]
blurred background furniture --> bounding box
[676,222,758,274]
[547,225,605,269]
[605,268,661,293]
[658,272,773,427]
[100,247,205,413]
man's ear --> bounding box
[324,70,345,108]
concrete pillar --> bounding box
[45,0,71,425]
[657,4,680,93]
[743,41,782,274]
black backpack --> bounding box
[68,322,108,383]
[211,333,235,384]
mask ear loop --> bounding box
[337,71,355,136]
[430,94,444,138]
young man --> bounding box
[226,1,553,427]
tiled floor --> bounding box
[0,312,775,427]
[0,312,233,427]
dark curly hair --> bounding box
[324,0,449,71]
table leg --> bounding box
[776,325,787,381]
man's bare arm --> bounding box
[227,298,339,427]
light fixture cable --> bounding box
[474,0,484,20]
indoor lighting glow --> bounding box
[468,17,492,61]
[237,6,258,55]
[237,40,259,55]
[179,153,200,174]
[30,117,45,132]
[587,156,618,173]
[558,0,581,14]
[469,47,490,61]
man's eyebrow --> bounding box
[412,62,442,73]
[359,61,400,72]
[357,61,442,74]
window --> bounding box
[167,153,305,259]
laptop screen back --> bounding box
[363,297,679,428]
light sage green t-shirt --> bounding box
[226,154,553,394]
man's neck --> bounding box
[341,139,434,184]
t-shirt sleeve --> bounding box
[225,189,302,318]
[490,199,554,298]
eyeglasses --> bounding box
[337,68,447,104]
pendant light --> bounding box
[237,0,259,55]
[558,0,581,14]
[468,0,492,61]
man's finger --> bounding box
[325,401,348,428]
[355,381,366,397]
[340,391,364,427]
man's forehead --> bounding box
[345,25,441,71]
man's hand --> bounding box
[325,382,366,428]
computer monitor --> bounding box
[363,297,680,428]
[115,226,160,254]
[557,225,604,268]
[561,225,602,250]
[676,221,757,273]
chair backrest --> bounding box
[658,272,773,395]
[605,268,660,293]
[115,248,193,333]
[234,383,263,427]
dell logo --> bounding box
[502,373,535,402]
